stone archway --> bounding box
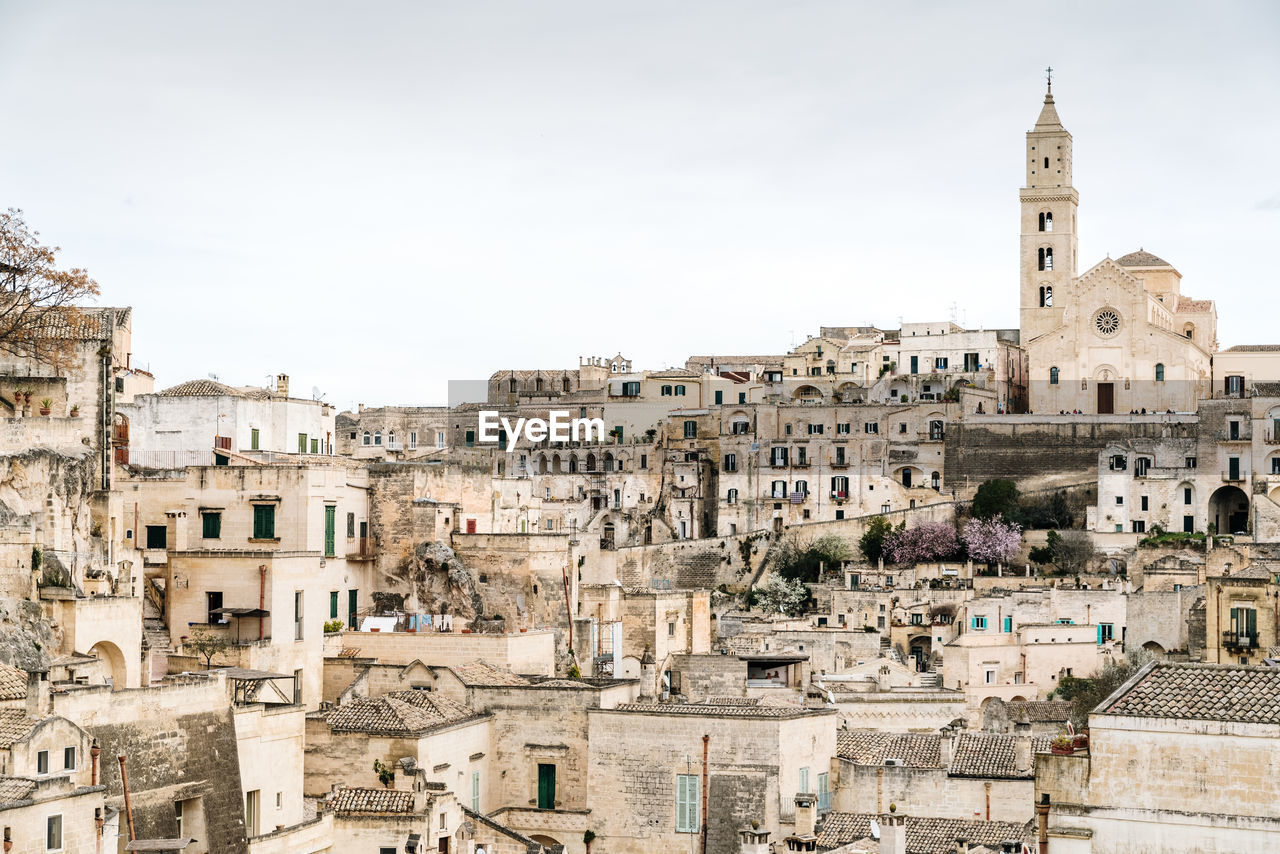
[1209,485,1250,535]
[88,640,129,690]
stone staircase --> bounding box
[142,577,172,684]
[918,671,942,688]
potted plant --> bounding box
[69,403,80,417]
[1072,731,1089,750]
[1050,735,1074,755]
[39,398,52,416]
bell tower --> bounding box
[1020,70,1079,343]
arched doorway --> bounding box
[1142,641,1166,659]
[1209,485,1250,535]
[88,640,128,690]
[530,835,561,850]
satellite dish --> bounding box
[869,818,881,840]
[207,372,219,381]
[311,385,326,401]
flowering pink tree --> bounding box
[884,522,959,565]
[962,514,1023,566]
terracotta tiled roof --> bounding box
[948,733,1050,779]
[1006,700,1072,723]
[0,710,38,748]
[1174,298,1214,314]
[836,731,941,768]
[157,379,247,398]
[324,694,476,735]
[1115,249,1171,267]
[330,787,415,815]
[1222,344,1280,352]
[705,697,759,706]
[450,660,530,686]
[0,665,28,701]
[815,813,1032,852]
[384,690,479,725]
[613,702,826,719]
[0,777,37,803]
[1098,662,1280,724]
[647,369,700,378]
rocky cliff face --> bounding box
[388,540,482,619]
[0,598,55,672]
[0,448,105,596]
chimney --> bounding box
[1001,841,1021,853]
[794,792,817,838]
[877,664,893,692]
[954,837,969,854]
[738,827,771,854]
[938,725,953,768]
[275,374,289,398]
[1014,719,1033,775]
[24,670,48,717]
[880,806,907,854]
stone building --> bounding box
[1037,661,1280,852]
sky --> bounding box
[2,1,1277,410]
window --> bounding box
[1185,456,1197,469]
[971,616,987,630]
[668,621,676,637]
[1003,616,1013,633]
[245,790,260,837]
[837,422,850,435]
[373,430,381,446]
[808,423,824,434]
[683,420,697,438]
[1132,520,1146,533]
[714,390,723,404]
[294,592,304,641]
[1135,457,1150,477]
[310,437,319,454]
[63,746,76,770]
[145,525,167,549]
[1140,495,1149,511]
[676,774,700,833]
[771,447,789,466]
[864,422,879,435]
[537,764,557,810]
[329,591,339,620]
[472,770,481,812]
[175,800,184,836]
[831,476,849,497]
[985,669,996,684]
[46,814,62,851]
[1155,363,1165,382]
[250,427,260,450]
[293,669,303,704]
[362,431,370,446]
[1109,455,1127,471]
[324,505,336,557]
[1116,496,1124,505]
[1098,623,1114,644]
[409,431,417,449]
[252,505,275,539]
[1039,211,1053,232]
[1049,366,1059,385]
[724,453,737,472]
[771,480,788,498]
[1225,375,1245,397]
[738,392,746,404]
[794,480,808,496]
[799,766,810,794]
[37,749,49,774]
[835,446,846,465]
[436,431,446,449]
[964,352,980,372]
[202,511,221,539]
[726,489,738,505]
[661,385,672,396]
[347,512,356,538]
[298,433,308,453]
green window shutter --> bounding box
[253,505,275,539]
[324,506,336,557]
[329,591,338,620]
[250,428,259,450]
[203,512,221,539]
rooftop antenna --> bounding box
[207,372,219,382]
[949,302,959,324]
[311,385,326,402]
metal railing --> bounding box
[1223,630,1258,650]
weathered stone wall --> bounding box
[945,417,1196,485]
[52,675,250,854]
[835,760,1035,822]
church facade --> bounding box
[1019,87,1217,415]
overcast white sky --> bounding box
[2,1,1277,409]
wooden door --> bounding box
[1096,382,1114,414]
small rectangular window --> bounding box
[64,746,76,770]
[37,749,49,774]
[294,591,304,641]
[676,774,700,833]
[252,505,275,539]
[202,512,221,540]
[46,815,63,851]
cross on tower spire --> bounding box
[1046,66,1053,93]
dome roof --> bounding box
[1116,249,1171,268]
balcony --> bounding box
[1222,470,1247,483]
[1223,630,1258,650]
[1265,431,1280,446]
[830,491,848,500]
[1214,427,1252,443]
[214,435,232,452]
[346,538,374,561]
[385,441,404,451]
